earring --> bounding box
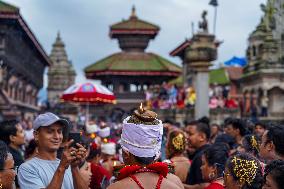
[209,172,216,180]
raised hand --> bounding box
[71,143,87,168]
[59,140,77,169]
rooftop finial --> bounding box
[56,31,61,41]
[130,5,137,19]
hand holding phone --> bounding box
[68,132,81,148]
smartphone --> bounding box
[68,132,81,148]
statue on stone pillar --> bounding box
[198,10,208,33]
[185,10,218,119]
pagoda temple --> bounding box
[47,32,76,107]
[85,7,181,111]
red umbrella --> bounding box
[61,82,116,123]
[61,82,116,104]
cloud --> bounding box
[5,0,267,84]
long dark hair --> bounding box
[204,143,229,177]
[241,135,260,157]
[0,120,19,145]
[264,160,284,189]
[167,130,186,159]
[266,125,284,157]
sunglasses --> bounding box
[0,166,18,173]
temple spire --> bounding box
[54,30,64,47]
[56,31,61,41]
[50,31,67,63]
[130,5,137,19]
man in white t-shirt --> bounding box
[18,112,89,189]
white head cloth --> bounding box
[86,124,98,134]
[98,127,110,138]
[101,142,116,155]
[121,116,163,158]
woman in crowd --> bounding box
[209,124,221,144]
[0,140,17,189]
[263,160,284,189]
[237,134,266,174]
[87,142,111,189]
[224,153,263,189]
[200,143,229,189]
[166,130,190,183]
[237,135,260,158]
[79,161,92,188]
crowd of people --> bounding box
[145,83,238,110]
[0,109,283,189]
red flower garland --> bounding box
[117,162,169,180]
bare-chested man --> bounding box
[107,104,184,189]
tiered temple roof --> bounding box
[85,52,181,77]
[110,7,159,36]
[85,6,181,79]
[0,1,51,67]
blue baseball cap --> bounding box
[33,112,69,130]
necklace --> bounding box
[211,177,224,186]
[118,162,168,180]
[117,163,169,189]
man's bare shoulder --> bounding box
[107,173,184,189]
[107,178,138,189]
[166,173,184,189]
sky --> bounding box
[6,0,266,86]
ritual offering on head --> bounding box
[127,103,159,125]
[121,103,163,159]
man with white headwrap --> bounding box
[107,104,183,189]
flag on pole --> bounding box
[209,0,218,7]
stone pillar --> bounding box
[185,33,218,119]
[195,72,209,118]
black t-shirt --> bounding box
[8,146,24,167]
[186,144,210,185]
[8,146,24,187]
